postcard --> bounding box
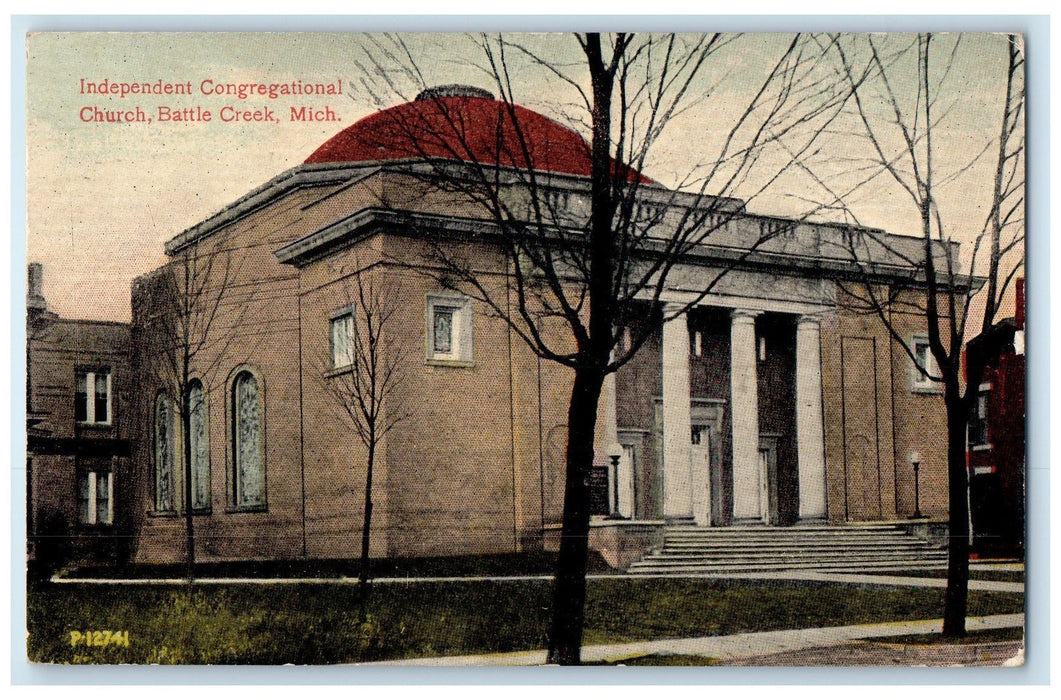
[23,30,1025,668]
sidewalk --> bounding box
[51,566,1024,593]
[698,570,1024,593]
[364,613,1024,666]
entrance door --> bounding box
[758,436,779,524]
[691,424,711,526]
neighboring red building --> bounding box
[27,263,132,572]
[967,279,1025,559]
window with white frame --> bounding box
[969,383,991,448]
[426,294,473,363]
[331,312,355,369]
[911,337,940,391]
[78,469,113,525]
[76,370,112,424]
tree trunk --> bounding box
[182,390,195,584]
[546,366,604,665]
[942,386,970,637]
[359,439,375,623]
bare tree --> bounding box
[317,265,409,621]
[133,231,246,583]
[355,31,853,663]
[811,33,1024,636]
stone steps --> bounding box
[627,558,949,575]
[637,549,941,563]
[660,537,934,550]
[626,523,947,575]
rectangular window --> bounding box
[76,371,111,424]
[969,385,991,448]
[432,307,456,355]
[75,373,88,422]
[95,374,109,422]
[78,471,91,522]
[78,471,113,525]
[427,295,473,364]
[95,472,112,524]
[910,338,939,392]
[331,314,354,368]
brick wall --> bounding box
[27,316,131,565]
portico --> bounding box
[653,292,830,527]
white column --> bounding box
[730,309,761,521]
[796,314,828,520]
[662,305,693,518]
[600,371,619,451]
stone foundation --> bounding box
[544,519,666,570]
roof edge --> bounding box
[165,158,694,255]
[165,163,381,255]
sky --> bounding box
[25,31,1022,322]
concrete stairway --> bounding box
[626,523,948,575]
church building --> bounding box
[128,86,957,566]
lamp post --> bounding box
[908,450,925,519]
[606,442,624,519]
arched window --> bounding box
[188,379,210,511]
[231,370,265,508]
[154,393,175,512]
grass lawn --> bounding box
[966,569,1026,583]
[27,577,1024,665]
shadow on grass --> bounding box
[61,551,618,580]
[589,654,720,666]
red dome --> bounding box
[305,86,651,183]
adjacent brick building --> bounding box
[967,279,1026,558]
[123,86,972,565]
[27,263,132,570]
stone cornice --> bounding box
[274,204,985,292]
[159,157,981,292]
